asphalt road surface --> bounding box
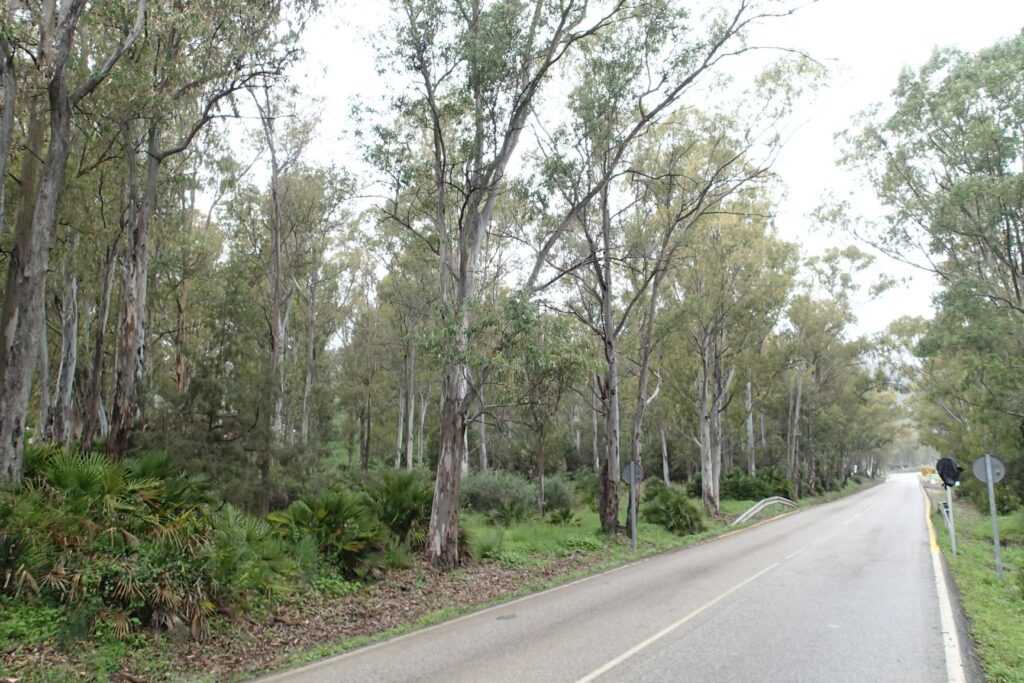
[256,473,973,683]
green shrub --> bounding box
[267,489,387,578]
[485,497,531,527]
[311,572,361,598]
[957,476,1020,514]
[0,598,63,648]
[469,528,505,562]
[573,470,599,510]
[0,449,297,641]
[547,507,581,526]
[720,467,794,501]
[641,485,705,536]
[359,470,433,546]
[541,475,573,512]
[461,470,536,515]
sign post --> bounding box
[945,485,957,555]
[621,462,644,552]
[935,458,964,554]
[972,454,1006,580]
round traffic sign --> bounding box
[972,455,1006,484]
[621,461,644,486]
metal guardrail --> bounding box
[730,496,799,526]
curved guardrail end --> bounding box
[730,496,798,526]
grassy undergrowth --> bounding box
[933,498,1024,683]
[2,469,879,682]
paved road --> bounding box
[256,474,972,683]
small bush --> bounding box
[573,470,599,510]
[461,470,536,515]
[541,475,573,512]
[641,486,705,536]
[267,489,387,578]
[311,572,361,598]
[0,449,297,641]
[469,528,505,562]
[359,470,433,546]
[720,467,794,501]
[485,497,531,527]
[547,507,581,526]
[563,536,604,552]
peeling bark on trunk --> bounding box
[38,306,51,441]
[427,368,468,568]
[786,366,804,496]
[108,123,161,459]
[0,8,75,482]
[174,278,190,393]
[81,240,117,452]
[0,37,16,237]
[52,270,78,447]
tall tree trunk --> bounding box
[571,403,581,454]
[698,356,718,516]
[174,278,189,392]
[597,191,621,534]
[360,397,372,470]
[0,6,75,482]
[38,305,51,441]
[395,385,405,469]
[417,387,427,467]
[745,380,756,475]
[427,364,469,568]
[108,123,161,459]
[786,366,804,496]
[0,37,16,237]
[591,372,600,472]
[52,267,78,447]
[477,384,487,471]
[661,426,670,485]
[81,240,118,452]
[405,343,415,469]
[300,275,318,446]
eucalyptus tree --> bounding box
[842,34,1024,496]
[0,0,145,484]
[657,199,795,514]
[378,0,633,567]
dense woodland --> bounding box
[0,1,1021,652]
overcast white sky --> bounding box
[289,0,1024,336]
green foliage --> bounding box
[268,489,387,578]
[461,469,537,516]
[720,467,795,501]
[0,447,299,641]
[641,485,705,536]
[358,469,433,546]
[541,475,573,512]
[486,497,532,527]
[573,470,600,510]
[468,528,505,562]
[0,597,64,648]
[957,476,1021,515]
[310,572,361,599]
[547,507,581,526]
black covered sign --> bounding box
[936,458,964,488]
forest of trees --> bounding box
[4,0,1002,580]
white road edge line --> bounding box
[574,562,780,683]
[922,485,966,683]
